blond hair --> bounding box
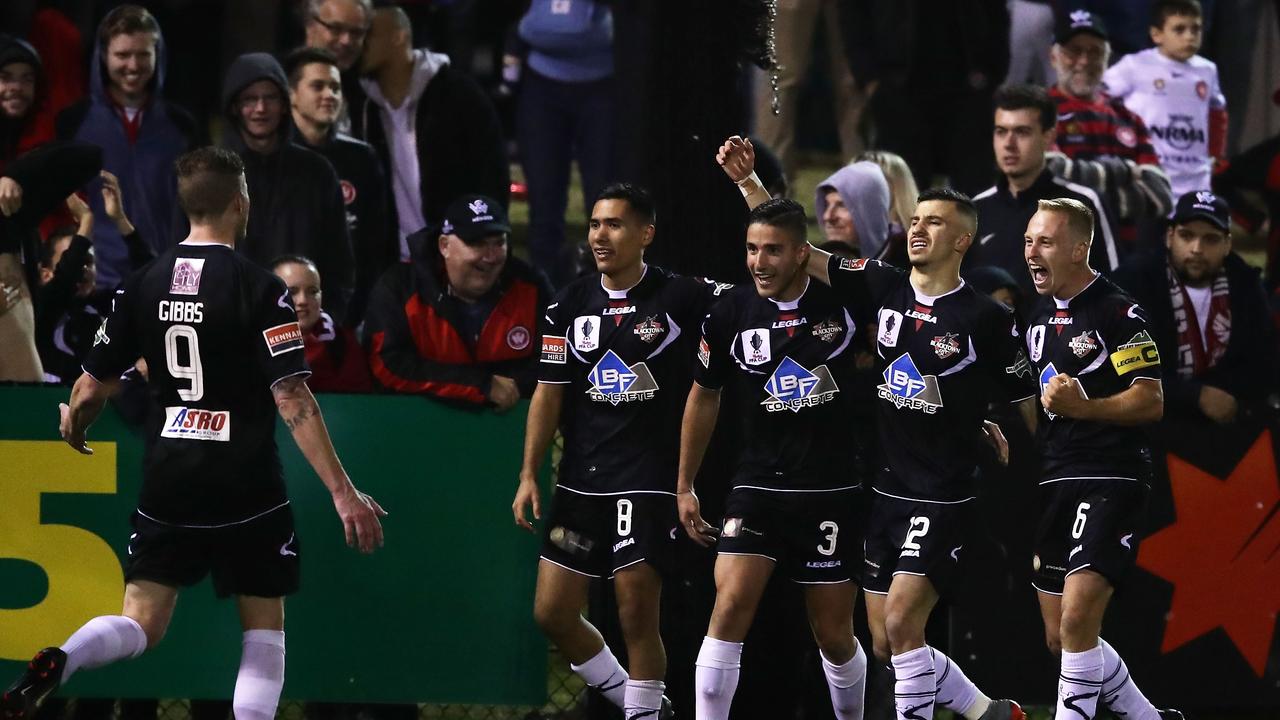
[857,150,918,231]
[1037,198,1094,245]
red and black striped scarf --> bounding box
[1167,261,1231,379]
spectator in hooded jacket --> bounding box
[365,194,550,409]
[56,4,199,290]
[352,6,509,256]
[220,51,354,322]
[814,161,892,259]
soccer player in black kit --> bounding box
[804,189,1035,720]
[1,148,385,720]
[1023,198,1181,720]
[512,184,707,720]
[678,199,870,720]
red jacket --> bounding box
[364,232,551,405]
[305,311,373,393]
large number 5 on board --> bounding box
[0,441,124,660]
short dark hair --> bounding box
[916,187,978,233]
[40,225,79,268]
[270,254,319,274]
[176,147,245,223]
[994,83,1057,132]
[595,183,656,225]
[98,5,160,50]
[747,197,807,244]
[283,46,338,88]
[1151,0,1202,27]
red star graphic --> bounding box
[1137,431,1280,677]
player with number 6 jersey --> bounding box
[2,148,385,720]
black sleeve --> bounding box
[826,255,900,308]
[1105,301,1162,386]
[81,274,142,381]
[54,101,89,142]
[250,272,311,387]
[984,304,1037,403]
[693,297,733,390]
[46,234,94,305]
[536,286,574,385]
[123,229,155,270]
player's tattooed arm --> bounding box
[513,383,565,531]
[58,372,119,455]
[272,375,387,552]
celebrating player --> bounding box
[679,198,869,720]
[1,147,385,720]
[805,188,1035,720]
[512,183,708,720]
[1023,198,1182,720]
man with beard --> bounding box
[1113,190,1276,424]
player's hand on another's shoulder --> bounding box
[58,402,92,455]
[716,135,755,183]
[332,483,386,554]
[1041,373,1087,417]
[677,490,718,547]
[512,472,541,533]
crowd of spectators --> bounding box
[0,0,1277,432]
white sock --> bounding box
[891,646,936,720]
[60,615,148,682]
[1099,639,1159,720]
[931,647,990,720]
[695,636,743,720]
[821,639,868,720]
[232,630,286,720]
[624,678,665,719]
[570,645,629,708]
[1058,644,1104,720]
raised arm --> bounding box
[272,375,385,552]
[716,135,772,210]
[512,381,565,531]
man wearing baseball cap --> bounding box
[364,193,553,410]
[1114,190,1277,425]
[1046,9,1172,252]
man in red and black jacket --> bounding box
[365,194,552,409]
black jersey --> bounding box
[695,279,863,492]
[1026,274,1161,484]
[82,242,310,526]
[537,265,711,495]
[826,256,1036,503]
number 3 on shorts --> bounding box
[817,520,839,556]
[616,498,633,537]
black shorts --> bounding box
[862,493,973,595]
[716,487,860,584]
[1032,478,1148,595]
[540,487,679,578]
[126,504,300,598]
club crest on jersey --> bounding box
[878,353,943,413]
[930,332,961,359]
[761,357,839,413]
[587,350,659,404]
[262,322,304,356]
[506,325,531,351]
[812,319,843,343]
[574,315,601,352]
[741,329,771,365]
[161,406,231,442]
[169,257,205,296]
[541,335,567,364]
[1196,80,1208,99]
[1068,331,1099,358]
[878,309,903,347]
[1115,125,1137,148]
[1039,362,1059,420]
[633,315,664,343]
[1029,324,1046,362]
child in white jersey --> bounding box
[1102,0,1226,200]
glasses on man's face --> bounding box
[239,93,282,110]
[310,14,369,41]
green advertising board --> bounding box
[0,386,547,704]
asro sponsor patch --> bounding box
[161,406,231,441]
[169,258,205,295]
[541,335,567,364]
[262,322,304,356]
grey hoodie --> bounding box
[814,161,891,258]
